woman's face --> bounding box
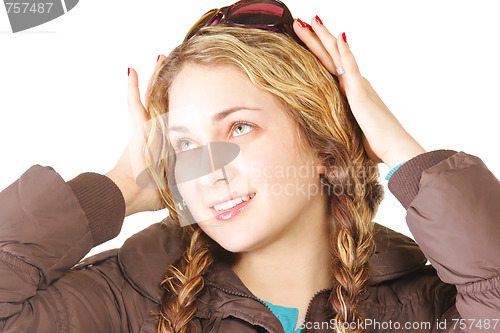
[167,63,327,253]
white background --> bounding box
[1,0,499,259]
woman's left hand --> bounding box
[293,17,426,169]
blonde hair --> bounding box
[146,25,384,333]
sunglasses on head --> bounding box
[184,0,304,45]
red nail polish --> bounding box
[342,32,347,43]
[128,67,130,76]
[157,55,161,62]
[305,23,314,33]
[296,18,307,28]
[315,15,323,25]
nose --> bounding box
[173,141,240,187]
[199,166,229,187]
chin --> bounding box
[203,227,263,254]
[214,235,256,253]
[221,243,256,254]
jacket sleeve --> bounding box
[0,165,127,332]
[388,150,500,331]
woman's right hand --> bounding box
[106,56,165,216]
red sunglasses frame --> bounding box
[184,0,303,45]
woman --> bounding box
[1,1,499,332]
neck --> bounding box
[231,198,334,307]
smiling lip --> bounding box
[210,194,255,221]
[208,193,255,208]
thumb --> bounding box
[127,67,149,127]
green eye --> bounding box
[232,122,253,137]
[180,140,196,152]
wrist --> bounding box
[383,140,426,169]
[105,169,140,216]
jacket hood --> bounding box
[117,219,427,305]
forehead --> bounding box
[167,63,282,124]
[169,63,253,108]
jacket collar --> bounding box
[117,219,427,305]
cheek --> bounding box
[246,142,319,198]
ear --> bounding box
[316,160,327,175]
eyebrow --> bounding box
[168,106,261,133]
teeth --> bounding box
[242,193,256,201]
[213,193,255,212]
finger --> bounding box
[335,32,362,78]
[127,68,149,126]
[144,54,165,110]
[309,16,344,74]
[293,19,337,73]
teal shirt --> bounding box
[261,300,302,333]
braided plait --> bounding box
[322,130,382,332]
[157,226,215,333]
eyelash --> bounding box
[172,120,256,151]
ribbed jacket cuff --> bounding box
[67,172,125,247]
[388,149,458,209]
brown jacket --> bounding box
[0,150,499,332]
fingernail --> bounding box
[305,23,314,33]
[296,18,307,28]
[157,55,161,62]
[315,15,323,25]
[128,67,130,76]
[342,32,347,43]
